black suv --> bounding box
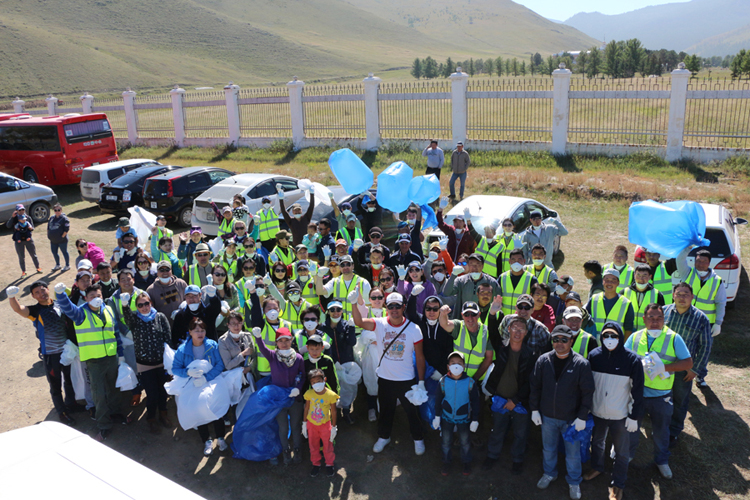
[99,165,182,214]
[142,166,234,226]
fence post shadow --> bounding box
[552,154,581,172]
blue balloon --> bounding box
[408,174,441,205]
[328,148,374,195]
[377,161,413,213]
[628,200,710,259]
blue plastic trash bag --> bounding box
[628,200,710,259]
[421,204,438,231]
[328,149,374,195]
[231,385,294,462]
[408,174,441,205]
[377,161,413,213]
[413,356,440,429]
[561,414,595,463]
[491,395,508,413]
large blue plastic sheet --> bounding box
[328,149,374,195]
[377,161,414,213]
[628,200,710,258]
[420,204,438,231]
[231,385,294,462]
[408,174,441,205]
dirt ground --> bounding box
[1,183,749,500]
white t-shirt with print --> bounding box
[372,317,423,381]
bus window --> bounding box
[0,126,60,152]
[63,119,113,144]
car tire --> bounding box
[23,168,39,184]
[29,201,50,224]
[178,206,193,227]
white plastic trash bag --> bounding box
[223,367,245,406]
[335,361,362,409]
[163,343,175,375]
[357,331,380,397]
[405,384,429,406]
[128,206,156,250]
[116,363,139,391]
[235,377,257,419]
[304,182,335,208]
[168,359,235,430]
[208,237,224,257]
[60,340,78,366]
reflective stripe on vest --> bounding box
[498,236,521,275]
[76,306,117,362]
[271,246,295,267]
[336,227,363,248]
[651,264,673,304]
[218,258,238,283]
[453,321,488,378]
[572,332,594,358]
[258,209,280,241]
[685,270,721,324]
[475,238,504,278]
[632,327,678,391]
[621,287,658,331]
[282,300,311,332]
[604,263,634,292]
[300,279,319,306]
[499,271,533,316]
[524,264,551,285]
[333,275,362,320]
[188,264,211,287]
[254,319,291,374]
[218,217,236,239]
[590,294,631,334]
[291,262,318,281]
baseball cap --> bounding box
[295,244,307,253]
[468,253,484,264]
[156,215,166,221]
[385,293,404,305]
[29,280,48,293]
[397,233,411,243]
[77,259,93,270]
[222,206,232,214]
[456,141,463,146]
[339,255,353,264]
[556,275,574,287]
[408,261,422,270]
[190,226,202,235]
[346,214,357,222]
[327,301,344,310]
[603,268,621,279]
[369,227,382,237]
[157,260,171,270]
[276,230,290,240]
[453,215,465,222]
[462,301,480,315]
[224,238,237,247]
[75,271,92,281]
[275,327,292,340]
[370,245,384,255]
[448,351,465,361]
[15,204,25,211]
[296,259,309,271]
[335,238,348,247]
[551,325,573,338]
[516,294,534,307]
[117,217,130,227]
[563,306,583,319]
[185,285,201,295]
[261,196,271,203]
[565,291,582,303]
[306,334,324,345]
[287,281,301,293]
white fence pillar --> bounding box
[12,98,25,114]
[80,92,94,114]
[45,95,59,116]
[224,82,241,146]
[363,73,381,150]
[450,67,469,147]
[122,88,138,145]
[551,64,572,155]
[666,63,691,162]
[287,77,305,149]
[170,85,187,147]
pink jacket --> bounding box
[84,242,107,268]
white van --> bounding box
[80,159,161,202]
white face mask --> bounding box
[330,316,341,324]
[100,279,112,286]
[433,272,445,282]
[504,230,513,237]
[569,329,580,336]
[245,251,255,258]
[372,263,382,270]
[188,302,200,311]
[312,382,326,392]
[510,262,524,273]
[635,282,649,291]
[587,278,593,285]
[293,213,302,220]
[159,277,170,284]
[303,320,318,331]
[265,309,279,321]
[603,338,619,350]
[647,328,662,338]
[407,218,416,226]
[697,270,710,278]
[277,348,293,356]
[367,207,376,213]
[298,274,309,283]
[555,285,566,295]
[470,272,481,280]
[138,270,150,277]
[229,331,241,339]
[256,287,265,297]
[532,259,545,267]
[448,364,464,376]
[288,293,301,302]
[88,297,103,309]
[216,283,224,290]
[308,354,320,363]
[342,209,352,217]
[427,318,438,326]
[455,228,464,236]
[263,203,272,210]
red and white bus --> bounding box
[0,113,119,186]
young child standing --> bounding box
[302,223,321,262]
[303,368,339,478]
[433,351,481,476]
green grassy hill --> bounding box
[686,23,750,56]
[0,0,598,98]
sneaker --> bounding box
[462,463,471,476]
[482,458,497,471]
[37,268,43,274]
[52,265,61,271]
[511,462,524,475]
[94,429,111,441]
[88,407,96,421]
[59,412,76,427]
[414,439,426,456]
[293,448,302,464]
[217,438,228,451]
[310,465,320,477]
[697,377,709,388]
[21,272,26,277]
[569,484,581,500]
[283,449,292,465]
[203,439,214,456]
[62,266,70,271]
[657,463,673,479]
[368,409,377,422]
[537,474,557,489]
[441,463,450,476]
[326,465,335,477]
[373,437,391,453]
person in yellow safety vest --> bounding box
[621,264,665,331]
[247,285,292,378]
[150,235,183,279]
[644,248,676,305]
[493,218,524,275]
[681,249,726,334]
[603,245,635,293]
[561,306,598,358]
[235,258,261,330]
[270,230,296,268]
[498,249,537,316]
[585,268,635,339]
[467,217,504,278]
[336,214,364,252]
[524,244,558,288]
[54,281,130,440]
[211,238,240,284]
[267,280,311,332]
[292,306,332,358]
[315,254,371,323]
[289,245,318,280]
[438,301,494,381]
[256,196,281,253]
[217,205,238,240]
[292,259,319,306]
[187,243,214,288]
[625,303,694,480]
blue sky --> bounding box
[514,0,691,22]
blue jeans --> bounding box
[541,416,582,486]
[50,241,69,266]
[629,395,673,465]
[449,172,467,198]
[591,416,630,490]
[487,409,530,462]
[669,371,692,439]
[441,421,472,464]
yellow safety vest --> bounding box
[651,263,673,305]
[632,327,678,391]
[112,289,139,328]
[282,299,312,332]
[291,262,318,280]
[216,257,239,283]
[498,235,522,275]
[332,275,363,321]
[188,264,212,287]
[258,209,280,242]
[453,321,488,379]
[336,227,363,248]
[572,332,595,358]
[217,217,237,239]
[294,330,333,359]
[524,264,552,286]
[475,238,504,278]
[603,263,635,293]
[590,293,631,335]
[271,246,295,267]
[621,287,659,331]
[685,269,721,324]
[299,278,319,306]
[76,305,118,362]
[254,319,291,374]
[499,271,533,316]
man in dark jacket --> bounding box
[386,234,422,271]
[583,322,644,500]
[171,284,223,347]
[436,205,474,264]
[530,325,594,500]
[483,316,537,474]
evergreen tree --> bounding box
[485,58,494,77]
[577,51,588,75]
[587,47,601,78]
[622,38,644,78]
[520,61,526,75]
[511,58,519,76]
[475,58,485,74]
[468,58,475,76]
[546,55,555,75]
[411,58,423,79]
[505,58,512,76]
[423,56,438,79]
[533,53,544,68]
[444,57,455,78]
[684,54,701,76]
[604,40,621,78]
[496,56,504,76]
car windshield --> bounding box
[443,215,499,236]
[111,167,166,187]
[690,228,732,259]
[81,170,100,183]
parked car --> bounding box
[142,166,234,227]
[428,195,565,253]
[634,202,746,305]
[98,165,182,215]
[0,173,58,224]
[80,159,161,203]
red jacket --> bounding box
[437,210,475,262]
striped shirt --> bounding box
[663,304,712,377]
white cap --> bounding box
[385,293,404,305]
[603,268,620,279]
[563,306,583,319]
[77,259,93,270]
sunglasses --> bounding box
[387,303,403,310]
[552,337,570,344]
[123,241,135,245]
[214,273,227,277]
[370,234,382,238]
[371,296,384,301]
[340,263,352,268]
[157,267,171,273]
[457,262,468,266]
[243,244,253,248]
[329,263,339,267]
[502,223,513,227]
[243,266,255,271]
[380,276,393,282]
[516,304,533,311]
[303,317,317,322]
[195,253,210,257]
[274,268,286,273]
[463,311,478,317]
[136,302,151,308]
[54,209,62,212]
[601,333,619,339]
[328,307,343,313]
[279,237,289,241]
[424,306,440,312]
[78,244,87,248]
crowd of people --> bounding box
[6,172,724,500]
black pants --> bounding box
[198,419,226,442]
[425,167,442,179]
[43,352,76,415]
[260,239,276,253]
[138,367,169,419]
[377,377,423,441]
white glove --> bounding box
[255,241,262,250]
[352,238,364,251]
[302,422,308,438]
[463,207,471,221]
[439,196,449,209]
[221,304,230,315]
[127,261,135,270]
[411,284,424,296]
[317,266,329,278]
[202,285,217,297]
[119,292,130,305]
[114,249,122,263]
[207,197,212,203]
[417,380,425,392]
[430,370,442,381]
[322,245,332,258]
[308,185,315,194]
[277,191,285,200]
[323,341,330,350]
[269,253,279,264]
[253,215,261,225]
[245,277,256,290]
[54,282,67,294]
[438,236,448,251]
[289,387,300,398]
[432,416,441,429]
[330,425,337,442]
[193,375,207,387]
[427,251,438,262]
[532,410,542,426]
[207,275,214,286]
[711,324,721,337]
[625,417,638,433]
[5,286,19,297]
[574,418,587,432]
[187,368,204,378]
[347,288,359,304]
[452,266,464,276]
[262,274,273,286]
[470,421,479,433]
[327,191,335,200]
[252,327,262,338]
[396,265,407,279]
[276,183,284,195]
[179,300,187,310]
[118,356,126,365]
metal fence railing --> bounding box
[184,90,228,138]
[133,93,174,139]
[684,78,750,149]
[93,97,128,139]
[238,86,291,138]
[378,80,452,141]
[303,83,365,139]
